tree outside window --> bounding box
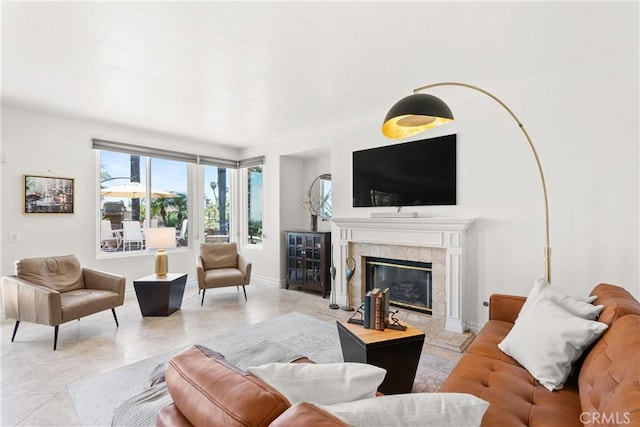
[247,165,263,245]
[204,166,231,243]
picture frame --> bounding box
[24,175,75,214]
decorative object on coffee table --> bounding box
[383,82,552,283]
[341,256,356,311]
[336,320,425,394]
[133,273,187,316]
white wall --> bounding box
[242,50,639,329]
[2,50,637,330]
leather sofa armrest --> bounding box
[1,275,62,325]
[195,255,205,287]
[489,294,526,323]
[157,404,193,427]
[238,254,252,285]
[83,268,126,305]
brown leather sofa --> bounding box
[1,255,125,350]
[156,283,639,427]
[439,283,640,426]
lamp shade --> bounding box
[146,227,176,250]
[382,93,455,139]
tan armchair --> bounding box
[196,242,251,306]
[1,255,125,350]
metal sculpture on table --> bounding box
[329,244,339,309]
[342,256,356,311]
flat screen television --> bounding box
[353,134,456,207]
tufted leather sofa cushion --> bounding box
[164,345,291,427]
[439,352,583,426]
[579,314,640,426]
[589,283,640,328]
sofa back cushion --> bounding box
[579,314,640,426]
[16,255,84,293]
[200,242,238,270]
[164,345,291,427]
[590,283,640,327]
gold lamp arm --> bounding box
[414,82,551,282]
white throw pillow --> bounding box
[521,277,602,320]
[247,362,386,405]
[498,298,608,391]
[319,393,489,427]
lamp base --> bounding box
[155,249,168,278]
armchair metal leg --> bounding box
[53,325,59,351]
[11,321,19,342]
[201,289,206,306]
[242,285,247,301]
[111,308,119,327]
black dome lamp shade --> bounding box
[382,93,454,139]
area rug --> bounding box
[67,312,456,426]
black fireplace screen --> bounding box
[365,257,432,314]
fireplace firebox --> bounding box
[365,257,432,315]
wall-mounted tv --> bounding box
[353,134,456,207]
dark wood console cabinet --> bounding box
[285,231,331,298]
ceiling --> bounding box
[2,1,637,149]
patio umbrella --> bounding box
[100,182,175,199]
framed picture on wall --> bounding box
[23,175,75,214]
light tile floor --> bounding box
[0,280,464,426]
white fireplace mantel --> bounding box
[331,216,475,333]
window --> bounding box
[203,165,231,243]
[150,157,188,245]
[98,150,189,254]
[246,165,263,245]
[95,137,264,255]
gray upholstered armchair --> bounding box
[1,255,125,350]
[196,242,251,306]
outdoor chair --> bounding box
[100,219,121,251]
[1,255,125,350]
[196,242,251,306]
[176,219,188,247]
[123,220,145,250]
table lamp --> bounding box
[146,227,176,278]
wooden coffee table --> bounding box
[133,273,187,316]
[336,320,425,394]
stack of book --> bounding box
[363,287,390,330]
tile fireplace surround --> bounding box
[331,217,475,334]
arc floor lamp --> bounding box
[382,82,551,283]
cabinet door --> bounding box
[287,233,304,286]
[304,234,324,289]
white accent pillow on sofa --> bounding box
[247,362,386,405]
[521,277,602,319]
[498,298,608,391]
[318,393,489,427]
